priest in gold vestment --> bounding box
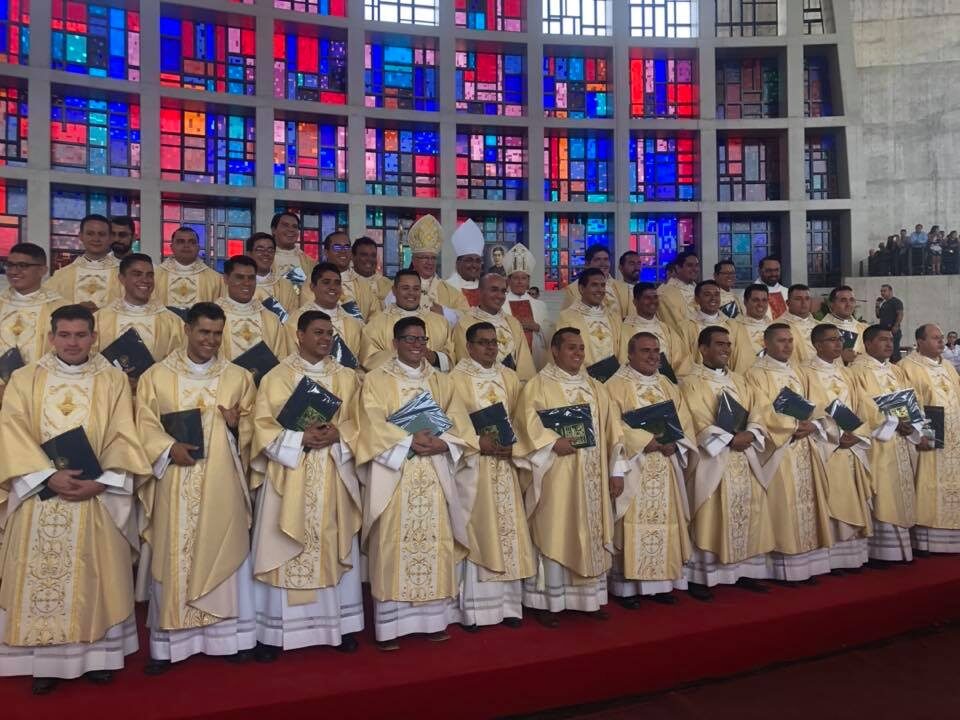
[154,227,224,309]
[136,302,258,672]
[251,311,363,657]
[313,230,380,321]
[730,283,773,371]
[780,284,818,366]
[451,322,535,628]
[679,280,753,372]
[0,305,149,693]
[847,326,920,563]
[214,256,289,361]
[285,263,363,371]
[556,268,622,374]
[898,324,960,553]
[247,233,299,318]
[270,211,317,292]
[745,324,833,582]
[680,326,773,600]
[607,332,695,607]
[714,260,745,319]
[656,251,699,331]
[356,316,478,648]
[617,282,689,378]
[515,328,625,624]
[44,214,122,311]
[823,286,868,364]
[349,236,393,306]
[560,245,632,320]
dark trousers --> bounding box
[892,329,903,362]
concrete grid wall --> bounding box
[0,0,858,286]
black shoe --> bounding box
[866,559,893,570]
[31,677,58,695]
[459,622,481,633]
[845,566,863,574]
[84,670,113,685]
[254,643,280,663]
[798,577,818,586]
[687,583,713,602]
[650,592,677,605]
[502,617,523,629]
[535,610,560,628]
[143,659,171,676]
[224,649,255,664]
[589,609,610,621]
[335,634,359,653]
[914,549,932,558]
[734,577,770,594]
[616,595,642,610]
[829,568,846,577]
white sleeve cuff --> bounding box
[13,468,56,500]
[375,436,414,471]
[611,459,629,476]
[442,307,459,326]
[266,429,304,469]
[703,431,733,458]
[436,352,451,372]
[101,471,132,495]
[153,443,174,478]
[873,415,899,442]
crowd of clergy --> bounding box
[0,209,957,697]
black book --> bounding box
[838,329,859,350]
[924,405,945,449]
[166,305,189,321]
[469,401,518,446]
[232,341,279,387]
[773,386,815,421]
[586,355,620,384]
[873,389,924,425]
[100,327,155,380]
[720,300,740,319]
[161,408,204,460]
[622,399,684,444]
[0,346,24,383]
[537,403,596,449]
[826,399,863,433]
[716,390,749,434]
[659,352,678,385]
[38,427,103,501]
[341,300,363,321]
[262,297,289,324]
[276,375,343,431]
[330,335,359,370]
[502,353,517,371]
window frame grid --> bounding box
[455,0,525,32]
[629,54,698,118]
[0,180,28,264]
[543,130,614,203]
[365,205,439,278]
[364,124,441,198]
[542,0,612,38]
[716,57,780,119]
[717,136,781,202]
[629,0,697,39]
[159,14,257,96]
[364,0,440,27]
[51,187,140,271]
[50,0,141,81]
[365,36,440,112]
[159,106,256,186]
[542,52,613,119]
[804,56,833,117]
[160,197,254,271]
[455,46,526,117]
[806,216,840,286]
[628,132,699,203]
[50,93,141,178]
[0,85,28,167]
[273,116,348,193]
[717,215,780,284]
[804,134,839,200]
[629,214,697,282]
[715,0,780,38]
[543,212,614,290]
[456,127,527,201]
[273,25,348,104]
[273,0,348,17]
[275,203,349,261]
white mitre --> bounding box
[450,219,484,258]
[504,243,536,276]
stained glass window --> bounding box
[365,37,439,112]
[629,133,698,202]
[807,215,839,286]
[717,136,780,201]
[718,215,780,283]
[629,214,696,282]
[629,0,697,38]
[160,107,255,186]
[159,15,256,95]
[50,94,140,177]
[51,188,139,271]
[804,56,833,117]
[275,203,348,260]
[0,85,27,167]
[161,198,253,272]
[51,1,140,80]
[365,205,438,278]
[456,128,526,201]
[273,117,347,192]
[365,125,439,197]
[273,26,347,104]
[805,134,839,200]
[716,58,779,118]
[273,0,348,16]
[456,212,526,260]
[542,0,611,36]
[544,213,613,290]
[455,0,524,31]
[715,0,780,37]
[364,0,439,26]
[803,0,834,35]
[455,47,525,116]
[629,55,697,118]
[544,131,613,203]
[0,180,26,264]
[0,0,29,64]
[543,53,612,119]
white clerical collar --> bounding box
[506,291,533,302]
[633,314,659,324]
[309,301,340,317]
[392,305,420,317]
[474,306,504,321]
[82,254,112,264]
[396,358,428,377]
[812,355,839,371]
[695,309,721,322]
[764,355,792,371]
[185,355,215,373]
[913,352,942,367]
[464,358,500,378]
[122,298,150,311]
[623,364,660,384]
[54,355,91,373]
[575,300,606,316]
[256,273,272,283]
[826,313,855,325]
[783,312,811,323]
[702,364,727,377]
[220,296,258,313]
[173,259,197,270]
[11,287,41,300]
[299,356,329,372]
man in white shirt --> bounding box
[943,331,960,372]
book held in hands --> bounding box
[923,405,945,448]
[622,399,684,444]
[508,299,535,347]
[276,376,343,431]
[773,386,815,421]
[0,346,24,384]
[469,401,518,446]
[715,390,748,435]
[161,408,205,460]
[232,341,279,387]
[262,297,289,324]
[100,327,155,380]
[873,388,924,425]
[330,335,359,369]
[537,403,596,449]
[825,399,863,433]
[586,355,620,384]
[658,352,678,384]
[38,426,103,501]
[387,391,454,457]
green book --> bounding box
[586,355,620,384]
[469,401,518,446]
[715,390,748,435]
[537,403,596,449]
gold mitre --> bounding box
[406,214,442,256]
[504,243,536,276]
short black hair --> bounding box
[714,259,735,274]
[8,242,46,263]
[694,279,719,297]
[758,255,780,269]
[672,251,699,270]
[915,324,933,342]
[186,302,225,326]
[119,252,153,275]
[310,261,341,285]
[170,225,199,243]
[394,315,426,339]
[743,283,768,302]
[223,255,257,276]
[787,283,810,298]
[323,229,349,250]
[619,251,639,266]
[863,324,890,344]
[584,244,610,263]
[577,267,606,287]
[51,304,95,333]
[297,310,331,333]
[551,326,581,349]
[245,232,275,252]
[763,322,791,343]
[811,323,838,345]
[466,321,496,343]
[352,236,378,254]
[828,285,854,303]
[881,283,893,292]
[79,213,110,234]
[109,216,136,235]
[270,211,300,231]
[393,268,420,285]
[633,281,658,299]
[478,272,505,289]
[697,325,729,348]
[627,331,659,354]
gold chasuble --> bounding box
[44,255,121,308]
[273,248,317,290]
[561,279,632,320]
[251,355,362,600]
[450,360,536,582]
[898,353,960,532]
[359,305,453,371]
[0,287,66,373]
[254,271,299,317]
[556,302,621,369]
[417,275,470,316]
[155,259,223,309]
[656,278,695,332]
[348,267,392,307]
[679,365,774,565]
[516,364,620,582]
[782,313,817,366]
[94,299,185,363]
[285,303,362,369]
[316,268,381,321]
[822,314,868,357]
[616,315,691,378]
[136,350,256,630]
[453,308,536,382]
[731,315,772,371]
[357,360,478,603]
[215,296,288,360]
[0,354,150,646]
[744,357,833,557]
[606,366,694,584]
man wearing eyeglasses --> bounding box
[315,231,379,322]
[45,213,122,312]
[713,260,744,319]
[246,233,298,319]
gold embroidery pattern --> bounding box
[231,318,261,353]
[927,365,960,528]
[170,277,198,303]
[280,450,329,589]
[791,440,818,551]
[119,317,157,349]
[723,452,753,562]
[585,317,613,357]
[77,271,108,305]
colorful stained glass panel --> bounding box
[160,107,255,186]
[629,56,697,118]
[364,125,439,197]
[456,212,526,270]
[50,94,140,177]
[717,136,780,201]
[543,54,611,119]
[275,203,348,260]
[629,133,698,202]
[716,58,780,119]
[273,118,347,192]
[159,15,256,95]
[161,198,253,272]
[456,129,526,200]
[543,131,613,202]
[274,0,348,16]
[273,27,347,103]
[51,188,139,270]
[364,0,439,26]
[365,206,438,278]
[0,181,26,263]
[455,0,524,31]
[365,38,439,111]
[805,134,839,200]
[456,48,524,116]
[544,213,613,290]
[51,1,140,80]
[804,56,833,117]
[629,214,696,282]
[718,215,780,283]
[0,85,27,167]
[0,0,29,65]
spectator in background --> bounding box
[944,231,960,274]
[896,231,910,275]
[929,231,943,274]
[877,283,904,362]
[909,224,928,274]
[867,249,878,276]
[529,286,540,299]
[944,331,960,372]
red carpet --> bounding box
[5,555,960,720]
